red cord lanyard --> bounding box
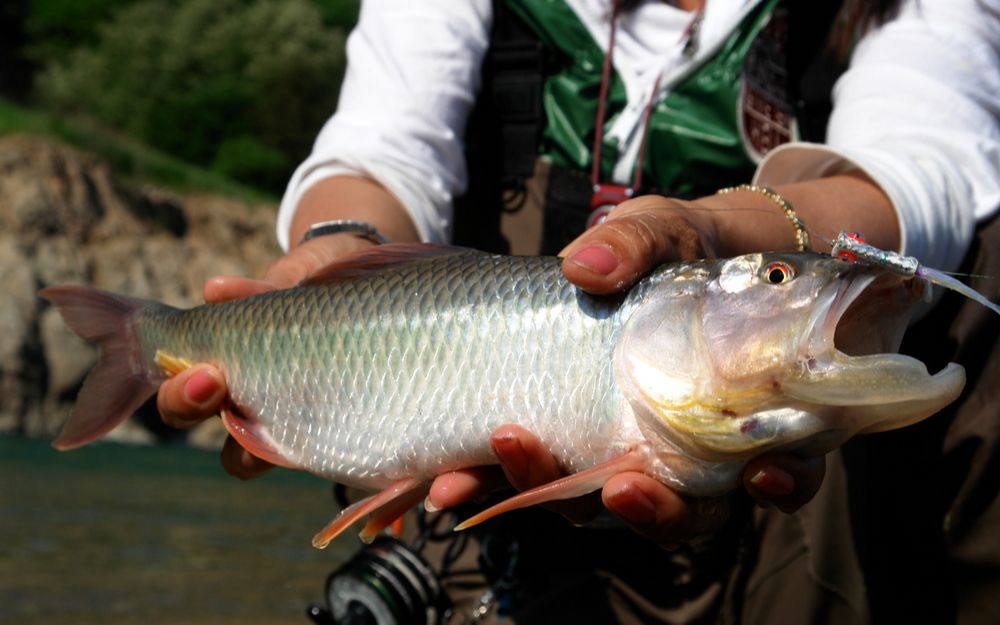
[587,2,703,228]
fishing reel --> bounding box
[307,485,453,625]
[306,534,450,625]
[307,485,528,625]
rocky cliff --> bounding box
[0,134,282,447]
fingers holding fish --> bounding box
[425,426,602,525]
[220,435,274,481]
[490,424,605,525]
[426,466,509,511]
[560,195,719,295]
[268,232,377,287]
[156,364,274,479]
[490,424,567,494]
[602,472,727,547]
[203,275,280,303]
[438,425,826,547]
[206,233,378,304]
[743,453,827,513]
[157,365,227,428]
[434,425,697,538]
[159,232,371,477]
[157,274,275,433]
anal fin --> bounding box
[312,477,428,549]
[221,407,299,470]
[454,449,649,531]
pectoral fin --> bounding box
[358,484,430,543]
[312,478,429,549]
[453,449,649,531]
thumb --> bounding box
[560,197,717,295]
[202,235,376,305]
[263,235,376,289]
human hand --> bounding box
[157,234,377,479]
[427,424,826,547]
[559,195,721,295]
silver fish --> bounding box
[40,245,966,547]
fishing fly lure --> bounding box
[831,231,1000,316]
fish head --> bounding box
[615,252,965,466]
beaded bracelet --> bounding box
[717,184,810,252]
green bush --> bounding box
[310,0,360,29]
[211,135,289,191]
[37,0,349,193]
[24,0,135,65]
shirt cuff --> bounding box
[276,163,355,251]
[276,161,447,252]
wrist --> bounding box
[717,185,809,252]
[693,191,795,257]
[289,175,420,247]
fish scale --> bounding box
[133,253,631,488]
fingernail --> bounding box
[749,466,795,496]
[184,370,219,406]
[607,484,657,525]
[567,245,619,275]
[424,496,441,513]
[492,433,529,478]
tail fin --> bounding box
[39,286,161,450]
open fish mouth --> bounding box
[787,268,965,428]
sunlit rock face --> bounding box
[0,134,279,445]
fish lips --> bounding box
[788,266,965,429]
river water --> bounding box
[0,437,356,625]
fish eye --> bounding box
[762,261,796,285]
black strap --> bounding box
[490,2,545,186]
[451,0,544,253]
[787,0,847,142]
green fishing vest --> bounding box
[508,0,781,195]
[452,0,842,253]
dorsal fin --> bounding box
[299,243,483,287]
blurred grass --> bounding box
[0,95,276,204]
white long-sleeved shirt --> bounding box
[277,0,1000,272]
